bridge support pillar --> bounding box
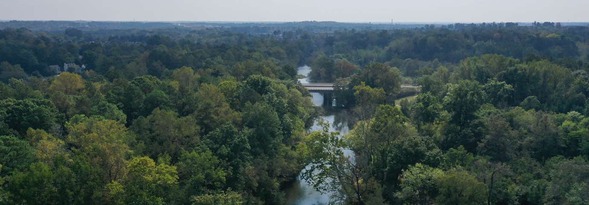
[322,92,334,107]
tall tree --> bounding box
[0,98,58,135]
[442,80,486,151]
[194,84,239,134]
[113,156,179,205]
[48,72,85,95]
[435,169,488,205]
[131,108,200,162]
[351,63,402,103]
[66,115,132,183]
[396,163,444,205]
[177,150,227,202]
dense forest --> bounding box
[1,22,589,204]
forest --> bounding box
[0,21,589,204]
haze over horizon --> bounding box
[1,0,588,23]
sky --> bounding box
[0,0,588,23]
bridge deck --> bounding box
[302,83,419,90]
[301,83,334,87]
[302,83,335,91]
[304,87,334,91]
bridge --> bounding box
[301,83,335,91]
[300,83,337,107]
[301,83,421,107]
[302,83,421,91]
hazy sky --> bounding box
[1,0,587,22]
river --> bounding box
[284,66,352,205]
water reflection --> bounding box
[286,109,352,205]
[285,66,354,205]
[310,93,324,107]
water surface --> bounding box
[285,66,352,205]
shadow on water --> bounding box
[284,66,355,205]
[284,108,353,205]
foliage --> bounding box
[300,121,372,204]
[0,23,588,205]
[118,156,179,205]
[66,115,132,183]
[0,135,35,175]
[177,150,227,199]
[435,169,488,205]
[0,98,58,135]
[396,163,443,205]
[131,108,200,161]
[191,191,244,205]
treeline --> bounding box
[0,27,310,79]
[309,25,588,81]
[1,24,588,81]
[0,23,589,205]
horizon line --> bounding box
[1,19,588,25]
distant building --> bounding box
[49,63,86,75]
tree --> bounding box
[444,80,486,126]
[106,79,145,123]
[435,169,488,205]
[6,162,58,205]
[559,111,589,158]
[309,54,335,82]
[418,67,449,97]
[411,92,443,125]
[440,146,475,169]
[5,151,79,204]
[442,80,486,151]
[0,98,58,135]
[334,59,359,79]
[191,191,244,205]
[0,62,27,82]
[194,84,239,134]
[483,80,515,108]
[90,101,127,124]
[455,54,519,83]
[351,63,402,103]
[520,96,542,110]
[243,102,282,156]
[47,72,86,117]
[170,66,199,94]
[396,163,444,205]
[117,156,179,205]
[177,150,227,201]
[477,113,517,162]
[218,79,240,109]
[131,108,200,162]
[544,157,589,204]
[347,105,442,202]
[26,129,66,165]
[0,164,6,203]
[48,72,85,95]
[66,115,132,183]
[353,82,386,120]
[0,135,35,175]
[204,124,252,191]
[301,121,373,204]
[527,112,561,161]
[141,89,172,116]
